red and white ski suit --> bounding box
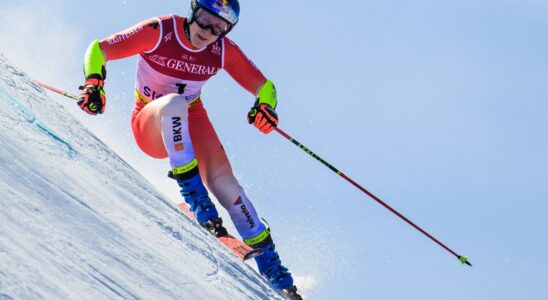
[99,15,267,240]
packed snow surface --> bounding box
[0,54,281,300]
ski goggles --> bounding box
[194,9,231,36]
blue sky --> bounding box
[1,0,547,299]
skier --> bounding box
[77,0,301,298]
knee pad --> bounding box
[157,94,196,168]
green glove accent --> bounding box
[84,40,106,79]
[256,79,277,109]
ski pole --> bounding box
[274,127,472,267]
[33,80,79,101]
[34,81,472,266]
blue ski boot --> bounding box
[169,165,227,237]
[245,228,302,299]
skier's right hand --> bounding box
[78,75,106,115]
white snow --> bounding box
[0,54,282,300]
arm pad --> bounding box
[84,40,107,79]
[256,79,277,109]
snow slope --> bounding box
[0,54,281,300]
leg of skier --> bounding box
[131,94,224,235]
[188,101,296,293]
[132,96,297,293]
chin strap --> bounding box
[184,20,192,41]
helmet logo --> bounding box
[212,0,237,24]
[213,0,230,12]
[193,0,239,27]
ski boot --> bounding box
[245,228,302,299]
[169,164,228,237]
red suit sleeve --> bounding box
[223,37,267,96]
[99,17,162,61]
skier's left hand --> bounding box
[247,103,278,134]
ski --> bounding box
[177,203,303,299]
[177,203,263,261]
